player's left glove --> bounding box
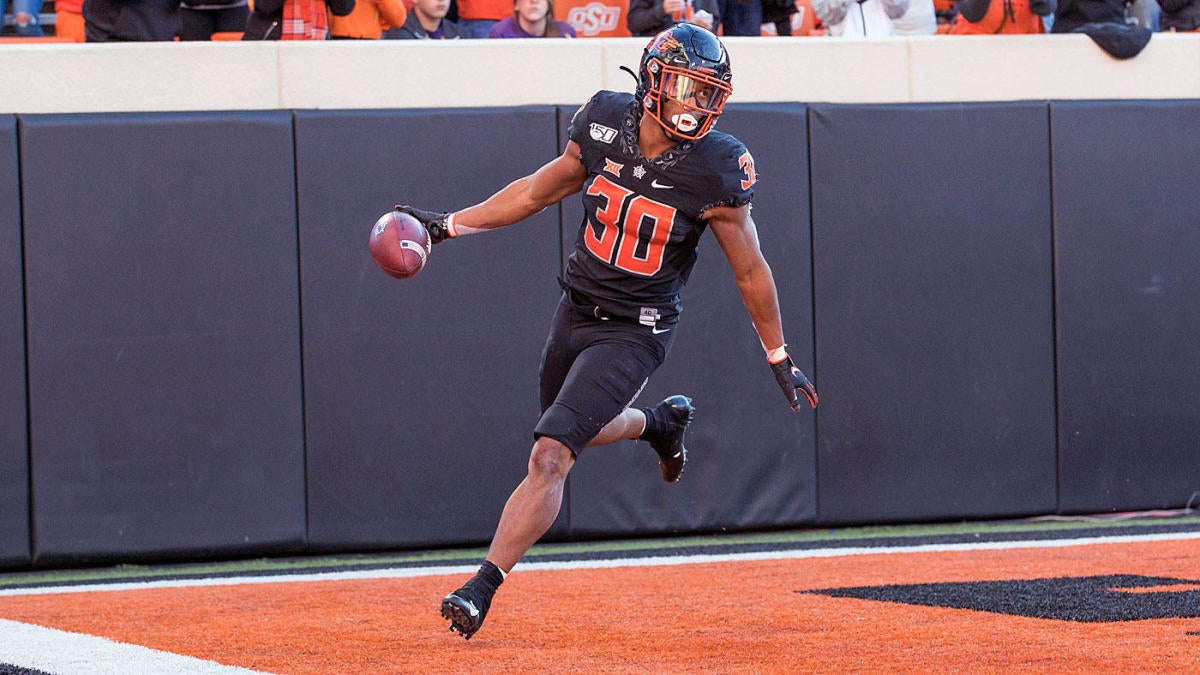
[768,353,818,411]
[395,204,453,244]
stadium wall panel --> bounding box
[20,112,307,565]
[296,108,567,550]
[1052,100,1200,514]
[0,116,30,566]
[563,104,819,537]
[810,103,1058,524]
[3,99,1199,568]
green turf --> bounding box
[2,514,1197,588]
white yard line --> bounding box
[0,618,268,675]
[2,530,1198,598]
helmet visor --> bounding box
[656,64,732,139]
[661,67,731,114]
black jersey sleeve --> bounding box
[566,94,600,147]
[697,132,756,213]
[724,141,756,207]
[567,91,637,162]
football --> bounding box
[369,210,430,280]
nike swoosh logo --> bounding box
[651,180,674,189]
[465,601,479,617]
[651,326,672,334]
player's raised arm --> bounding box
[707,204,818,411]
[397,140,587,244]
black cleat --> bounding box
[441,585,491,640]
[649,395,694,483]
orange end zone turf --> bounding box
[0,537,1198,672]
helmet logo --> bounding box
[647,34,684,56]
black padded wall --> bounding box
[21,112,305,564]
[1052,101,1200,513]
[810,103,1057,524]
[563,104,818,537]
[296,109,564,550]
[3,99,1197,570]
[0,117,29,566]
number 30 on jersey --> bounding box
[583,175,678,277]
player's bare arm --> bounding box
[707,204,786,350]
[397,141,587,243]
[708,204,818,411]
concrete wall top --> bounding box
[3,33,1198,114]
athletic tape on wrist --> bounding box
[766,345,788,364]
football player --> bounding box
[398,23,818,640]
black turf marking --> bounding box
[804,575,1200,622]
[0,665,53,675]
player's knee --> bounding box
[528,437,573,482]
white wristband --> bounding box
[765,345,788,364]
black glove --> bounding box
[395,204,452,244]
[769,354,818,411]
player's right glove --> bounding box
[395,204,453,244]
[768,352,818,412]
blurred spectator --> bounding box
[762,0,798,33]
[329,0,407,37]
[1051,0,1151,58]
[1,0,44,36]
[627,0,719,36]
[812,0,908,35]
[180,0,250,40]
[1127,0,1160,28]
[762,0,821,34]
[55,0,86,41]
[488,0,576,35]
[387,0,464,37]
[933,0,958,24]
[893,0,938,32]
[1157,0,1199,29]
[83,0,181,41]
[457,0,509,36]
[951,0,1055,32]
[718,0,762,34]
[243,0,356,39]
[1050,0,1123,31]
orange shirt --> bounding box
[55,0,86,42]
[792,0,818,35]
[951,0,1045,34]
[457,0,513,21]
[328,0,408,37]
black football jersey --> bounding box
[563,90,755,324]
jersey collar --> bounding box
[621,97,694,170]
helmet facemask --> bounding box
[643,59,732,142]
